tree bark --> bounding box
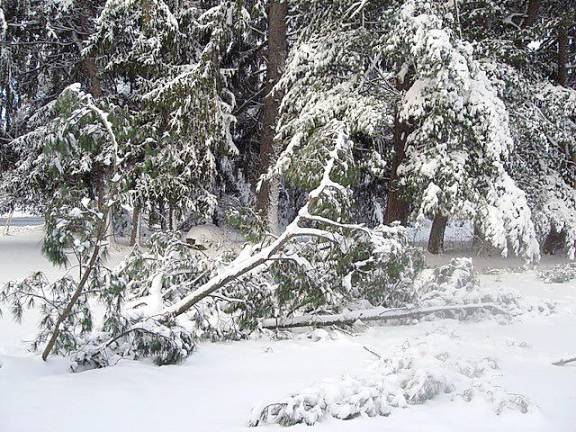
[383,109,411,225]
[427,214,448,254]
[130,205,141,246]
[256,0,288,233]
[557,16,569,87]
[523,0,540,27]
[83,55,102,98]
[260,303,507,330]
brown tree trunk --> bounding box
[384,71,413,225]
[256,0,288,232]
[130,205,141,246]
[523,0,540,27]
[557,16,569,86]
[428,215,448,254]
[83,55,102,97]
[384,110,411,225]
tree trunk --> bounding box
[557,16,569,87]
[130,206,141,246]
[83,55,102,98]
[159,199,166,230]
[4,207,14,235]
[383,109,411,225]
[427,214,448,254]
[523,0,540,27]
[256,0,288,234]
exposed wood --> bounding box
[428,214,448,254]
[260,303,508,330]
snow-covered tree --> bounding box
[383,0,539,260]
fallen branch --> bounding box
[160,130,352,319]
[362,345,382,359]
[260,303,508,330]
[552,357,576,366]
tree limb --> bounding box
[260,303,508,330]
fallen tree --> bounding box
[259,303,508,330]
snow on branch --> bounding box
[250,337,530,427]
[160,127,355,318]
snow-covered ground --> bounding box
[1,227,576,432]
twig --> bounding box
[552,356,576,366]
[362,345,382,359]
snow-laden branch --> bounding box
[161,129,352,318]
[42,90,121,361]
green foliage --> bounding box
[226,206,267,242]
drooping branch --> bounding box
[41,95,120,361]
[161,130,352,319]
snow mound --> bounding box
[249,338,530,427]
[185,223,246,256]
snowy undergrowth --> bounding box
[249,334,530,427]
[538,263,576,284]
[413,258,555,318]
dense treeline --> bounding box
[1,0,575,257]
[0,0,575,365]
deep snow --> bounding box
[1,227,576,432]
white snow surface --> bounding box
[1,228,576,432]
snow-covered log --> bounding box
[260,303,508,330]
